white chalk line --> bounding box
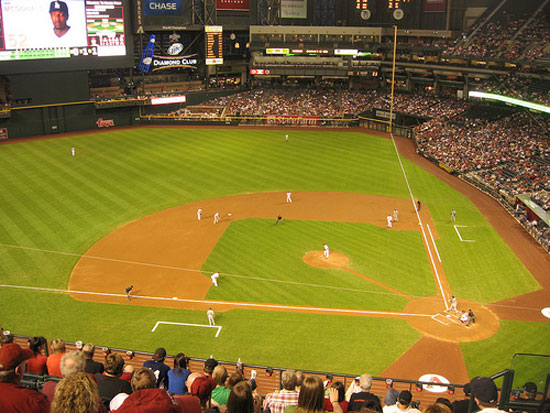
[0,241,426,300]
[152,321,222,337]
[0,283,434,318]
[453,225,476,243]
[426,224,442,263]
[389,133,448,311]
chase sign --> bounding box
[144,0,182,15]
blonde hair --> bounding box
[51,338,66,354]
[51,372,99,413]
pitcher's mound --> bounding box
[303,251,349,269]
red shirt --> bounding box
[26,354,48,374]
[46,352,65,377]
[0,381,50,412]
[324,398,349,413]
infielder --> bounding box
[387,215,393,228]
[207,307,215,326]
[286,192,292,203]
[197,208,202,221]
[213,212,220,224]
[450,208,456,222]
[323,243,329,259]
[449,295,458,313]
[211,272,219,287]
[393,208,399,222]
[125,285,134,301]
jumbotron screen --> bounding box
[0,0,133,74]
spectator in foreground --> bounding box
[348,374,380,411]
[422,403,452,413]
[0,343,50,412]
[227,380,260,413]
[143,347,170,389]
[42,350,87,401]
[26,336,48,374]
[96,353,132,408]
[452,381,478,413]
[113,367,180,412]
[284,375,343,413]
[83,343,104,375]
[471,377,506,413]
[211,364,231,406]
[324,381,349,412]
[51,372,101,413]
[168,352,191,395]
[46,338,66,377]
[264,369,300,413]
[382,390,420,413]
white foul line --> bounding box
[0,283,434,318]
[453,225,476,242]
[389,133,448,311]
[426,224,442,263]
[152,321,222,337]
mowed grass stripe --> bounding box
[203,219,428,310]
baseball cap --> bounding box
[398,390,412,405]
[471,377,498,404]
[523,382,537,393]
[49,1,69,15]
[152,347,166,362]
[0,343,34,371]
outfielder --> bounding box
[450,208,456,222]
[285,134,288,142]
[213,212,220,224]
[211,272,220,287]
[71,147,75,156]
[207,307,215,326]
[286,192,292,203]
[323,243,329,259]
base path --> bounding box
[69,191,424,309]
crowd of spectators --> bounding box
[475,75,550,107]
[444,8,550,62]
[157,87,470,121]
[416,111,550,194]
[1,336,532,413]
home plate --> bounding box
[446,315,451,318]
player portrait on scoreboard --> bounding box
[0,0,88,49]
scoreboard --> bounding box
[205,25,223,65]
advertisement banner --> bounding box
[0,128,8,140]
[265,116,319,126]
[281,0,306,19]
[144,0,182,16]
[216,0,249,10]
[424,0,446,13]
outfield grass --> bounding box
[0,128,544,377]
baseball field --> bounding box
[0,127,549,387]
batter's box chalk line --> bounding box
[453,225,476,243]
[432,313,450,325]
[151,321,222,338]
